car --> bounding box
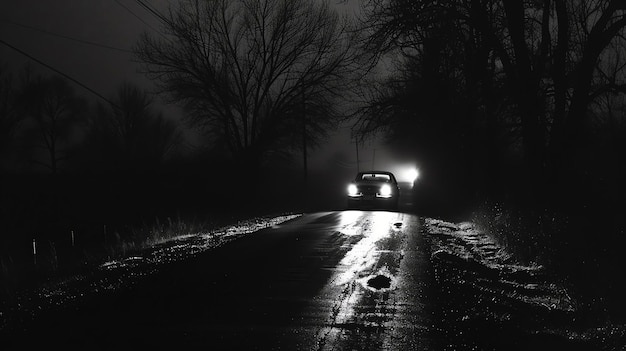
[346,171,400,210]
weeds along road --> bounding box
[3,209,436,350]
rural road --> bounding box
[4,207,438,350]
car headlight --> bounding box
[347,184,358,196]
[379,184,392,197]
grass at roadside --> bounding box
[0,215,212,293]
[471,202,626,326]
[0,211,301,334]
[423,216,626,350]
[0,211,300,311]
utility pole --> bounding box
[355,137,360,173]
[372,148,376,170]
[302,86,307,188]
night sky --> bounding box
[0,0,156,96]
[0,0,408,173]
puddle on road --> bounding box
[367,275,392,290]
[358,268,397,293]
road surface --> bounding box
[4,207,439,350]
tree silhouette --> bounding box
[356,0,626,203]
[135,0,360,168]
[85,82,182,174]
[0,64,19,165]
[16,74,86,174]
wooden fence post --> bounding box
[32,238,37,265]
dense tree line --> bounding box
[0,66,190,250]
[0,66,181,176]
[353,0,626,318]
[355,0,626,205]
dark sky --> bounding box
[0,0,414,178]
[0,0,161,97]
[1,0,364,99]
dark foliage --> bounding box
[355,0,626,319]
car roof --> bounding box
[355,171,397,181]
[358,170,395,176]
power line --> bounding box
[0,38,119,109]
[0,18,132,53]
[134,0,170,25]
[113,0,162,35]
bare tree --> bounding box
[87,82,182,173]
[113,82,154,158]
[16,75,86,174]
[0,64,19,163]
[135,0,360,167]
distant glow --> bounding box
[347,184,358,196]
[379,184,392,197]
[389,165,421,183]
[406,168,419,182]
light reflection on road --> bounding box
[335,211,397,286]
[336,210,363,236]
[316,210,405,349]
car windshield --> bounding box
[359,173,391,182]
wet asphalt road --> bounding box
[5,207,437,350]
